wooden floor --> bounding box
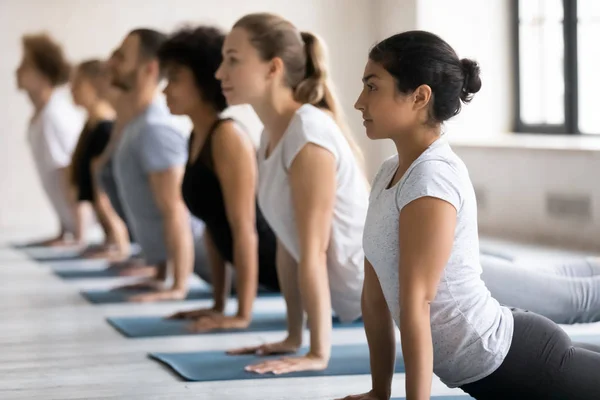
[1,239,599,399]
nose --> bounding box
[354,95,364,112]
[215,62,224,81]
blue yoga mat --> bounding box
[82,286,280,304]
[107,313,363,338]
[47,258,111,269]
[150,344,404,382]
[22,246,83,262]
[55,268,124,279]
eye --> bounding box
[227,56,239,65]
[366,83,376,92]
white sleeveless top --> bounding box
[257,104,367,322]
[363,138,514,387]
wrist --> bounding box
[284,334,303,348]
[171,283,188,293]
[234,311,251,321]
[306,347,330,361]
[213,301,225,313]
[372,386,391,400]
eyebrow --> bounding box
[362,74,379,83]
[224,49,238,55]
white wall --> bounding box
[455,145,600,251]
[417,0,514,137]
[416,0,600,251]
[0,0,376,240]
[361,0,419,176]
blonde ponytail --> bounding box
[295,31,365,173]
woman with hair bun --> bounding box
[341,30,600,400]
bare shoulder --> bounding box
[291,142,336,172]
[212,120,253,151]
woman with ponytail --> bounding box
[216,12,367,374]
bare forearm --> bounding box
[232,229,258,320]
[57,167,83,241]
[298,254,331,359]
[163,207,194,291]
[400,303,433,400]
[363,295,396,399]
[275,245,304,343]
[204,231,228,311]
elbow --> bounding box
[299,250,327,271]
[161,200,188,221]
[231,224,258,247]
[400,290,433,318]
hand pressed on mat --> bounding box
[128,288,187,303]
[168,306,223,320]
[112,280,163,292]
[243,353,328,375]
[186,314,250,332]
[336,390,388,400]
[227,336,329,374]
[117,265,158,277]
[227,336,301,356]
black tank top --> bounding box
[181,119,279,291]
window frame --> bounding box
[513,0,579,134]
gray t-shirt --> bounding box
[113,99,190,264]
[363,138,514,388]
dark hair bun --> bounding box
[369,31,482,123]
[460,58,481,103]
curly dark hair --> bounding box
[22,33,71,86]
[158,26,226,112]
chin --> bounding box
[167,107,185,116]
[223,93,243,106]
[365,127,380,140]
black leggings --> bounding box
[460,309,600,399]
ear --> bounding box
[146,59,161,79]
[412,84,432,112]
[267,57,285,81]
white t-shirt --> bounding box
[257,104,367,322]
[363,138,514,388]
[27,88,84,234]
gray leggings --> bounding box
[480,254,600,324]
[461,309,600,399]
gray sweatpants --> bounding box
[480,254,600,324]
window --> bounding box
[514,0,600,134]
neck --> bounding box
[189,105,220,138]
[252,88,301,145]
[87,100,116,124]
[28,86,53,113]
[119,81,157,124]
[392,125,441,168]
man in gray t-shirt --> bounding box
[114,99,186,265]
[108,28,208,302]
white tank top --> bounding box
[363,138,514,387]
[257,104,367,322]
